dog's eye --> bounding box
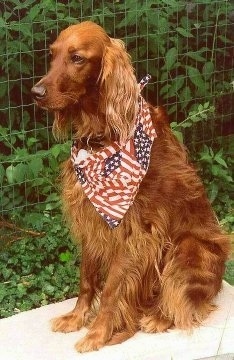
[71,54,85,64]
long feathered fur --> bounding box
[32,21,230,353]
[99,38,139,142]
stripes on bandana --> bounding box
[71,75,156,229]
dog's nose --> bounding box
[31,84,47,100]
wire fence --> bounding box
[0,0,233,233]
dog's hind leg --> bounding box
[141,234,226,332]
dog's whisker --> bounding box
[60,93,79,102]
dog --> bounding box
[31,21,230,353]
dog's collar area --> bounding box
[79,135,106,150]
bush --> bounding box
[0,214,79,318]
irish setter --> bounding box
[32,21,230,353]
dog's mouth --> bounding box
[32,94,68,112]
[33,99,49,110]
[34,100,61,112]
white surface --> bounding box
[0,281,233,360]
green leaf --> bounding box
[27,4,41,21]
[0,81,7,97]
[17,283,27,297]
[176,27,194,38]
[0,164,5,184]
[0,17,5,28]
[186,66,205,88]
[14,163,28,183]
[59,251,72,263]
[6,165,15,184]
[157,16,169,33]
[0,126,8,137]
[43,284,55,295]
[27,137,38,147]
[209,148,214,158]
[185,52,206,62]
[211,164,221,176]
[209,183,219,203]
[170,122,178,129]
[218,35,233,44]
[202,61,214,80]
[167,104,177,115]
[180,120,193,128]
[173,130,183,143]
[167,76,185,98]
[159,84,171,96]
[191,114,203,122]
[200,153,212,163]
[198,104,204,112]
[51,144,62,158]
[214,155,228,168]
[163,47,178,71]
[45,202,60,211]
[14,148,29,161]
[46,193,60,202]
[179,86,192,109]
[203,102,210,109]
[29,157,43,177]
[160,72,169,82]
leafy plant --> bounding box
[171,101,233,233]
[0,213,79,318]
[224,259,234,286]
[196,144,234,233]
[170,101,215,143]
[0,123,70,217]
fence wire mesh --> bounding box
[0,1,233,236]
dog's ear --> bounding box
[99,39,139,142]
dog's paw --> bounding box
[75,334,105,353]
[140,314,172,333]
[51,313,83,333]
[107,331,133,346]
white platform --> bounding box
[0,281,233,360]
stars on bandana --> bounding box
[102,214,121,229]
[75,166,86,185]
[134,123,152,171]
[102,151,122,177]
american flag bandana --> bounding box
[71,75,156,228]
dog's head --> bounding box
[32,21,139,141]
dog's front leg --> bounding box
[75,256,129,352]
[51,244,98,333]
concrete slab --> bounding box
[0,281,233,360]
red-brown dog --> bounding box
[32,21,230,352]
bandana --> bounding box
[71,75,156,228]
